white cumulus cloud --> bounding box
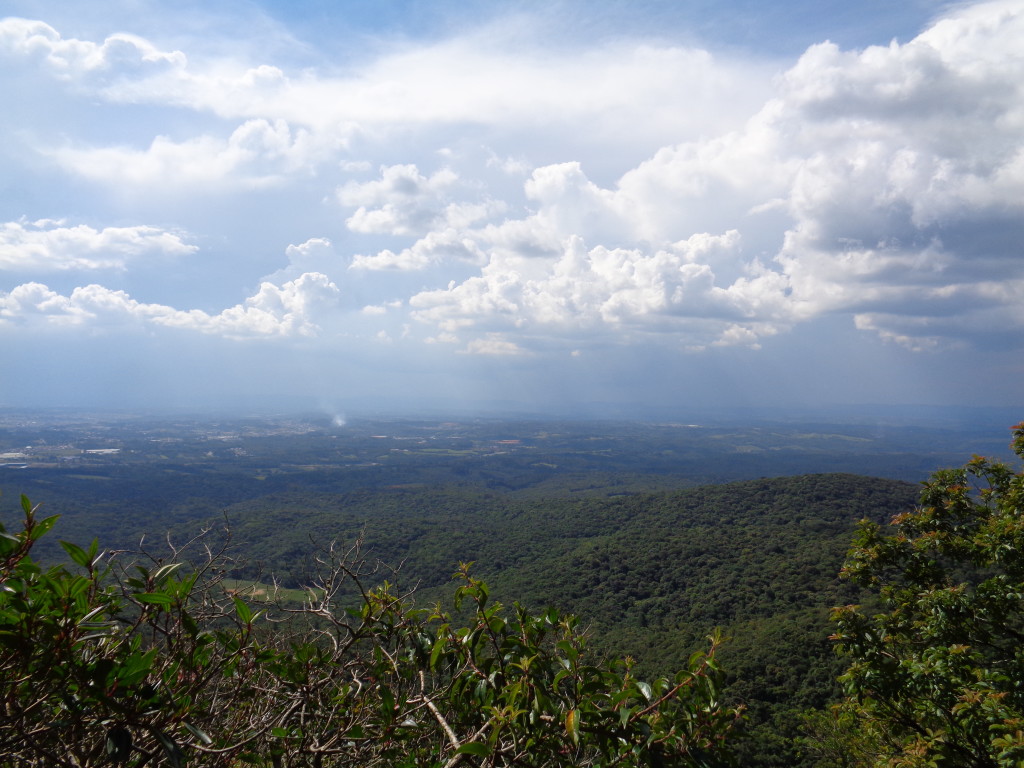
[48,118,334,190]
[3,1,1024,412]
[350,228,487,271]
[0,219,196,271]
[403,1,1024,353]
[409,231,785,349]
[0,272,340,338]
[765,1,1024,346]
[338,164,464,236]
[0,18,186,80]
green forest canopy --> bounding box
[3,421,1023,765]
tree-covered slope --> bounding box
[211,473,917,766]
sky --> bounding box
[1,0,1022,417]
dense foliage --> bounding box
[218,474,917,767]
[0,496,740,767]
[1,470,920,767]
[6,415,1024,765]
[828,423,1024,766]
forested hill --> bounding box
[2,413,1017,765]
[213,472,917,767]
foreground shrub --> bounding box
[828,423,1024,767]
[0,496,739,767]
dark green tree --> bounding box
[828,423,1024,767]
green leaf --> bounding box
[136,592,173,608]
[233,596,253,624]
[152,563,183,583]
[77,631,115,644]
[30,514,60,541]
[183,721,212,746]
[430,635,447,669]
[60,541,90,568]
[474,677,490,704]
[620,705,634,728]
[379,684,395,719]
[556,640,579,664]
[79,605,108,624]
[117,649,156,687]
[182,611,199,638]
[154,730,186,768]
[455,742,490,757]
